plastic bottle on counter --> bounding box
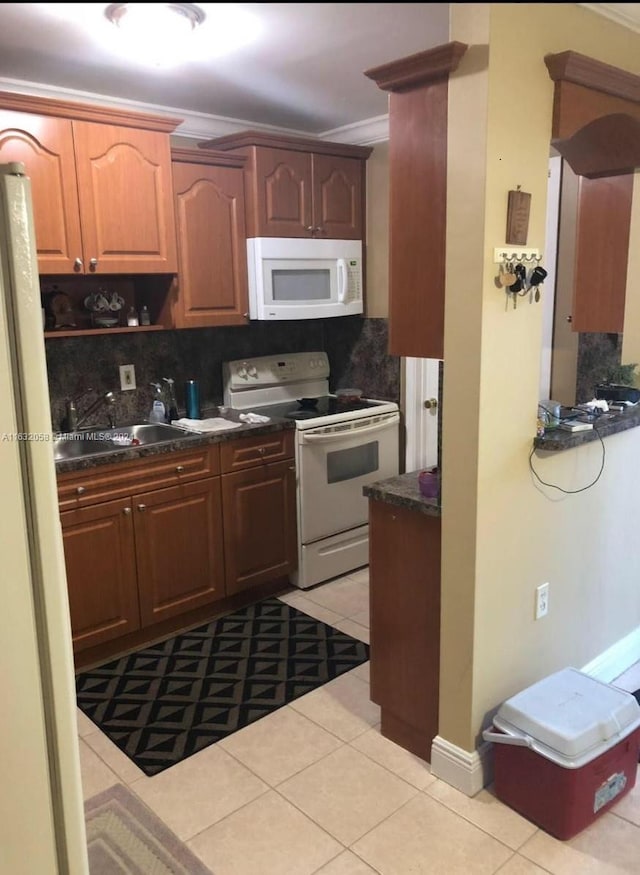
[163,377,179,423]
[149,382,166,422]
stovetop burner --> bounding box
[287,409,319,420]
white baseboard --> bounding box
[581,625,640,683]
[430,735,493,797]
[430,627,640,797]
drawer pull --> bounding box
[137,504,147,512]
[123,507,131,515]
[175,465,185,473]
[76,486,86,495]
[258,447,266,455]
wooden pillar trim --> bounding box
[364,41,468,93]
[544,51,640,105]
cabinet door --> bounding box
[60,498,140,653]
[572,174,633,333]
[312,154,364,239]
[369,500,440,762]
[172,161,249,327]
[222,460,297,595]
[134,478,225,627]
[72,121,177,273]
[253,147,313,237]
[0,111,84,273]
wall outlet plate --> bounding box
[535,582,550,620]
[119,364,136,391]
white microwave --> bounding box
[247,237,363,320]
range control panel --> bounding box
[224,352,330,390]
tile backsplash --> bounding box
[45,317,400,430]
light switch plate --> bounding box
[119,364,136,391]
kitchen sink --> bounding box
[53,422,192,462]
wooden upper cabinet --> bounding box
[197,131,372,239]
[312,153,364,239]
[167,148,249,327]
[0,111,83,273]
[544,53,640,334]
[365,43,468,360]
[572,173,633,333]
[0,92,181,275]
[72,122,178,274]
[253,146,312,237]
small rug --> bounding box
[85,783,211,874]
[76,596,369,776]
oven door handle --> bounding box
[300,417,399,443]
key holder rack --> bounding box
[493,248,546,309]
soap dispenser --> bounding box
[149,382,166,423]
[162,377,179,423]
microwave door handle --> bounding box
[337,258,348,303]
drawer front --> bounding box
[57,444,220,510]
[220,429,294,473]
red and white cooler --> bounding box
[483,667,640,840]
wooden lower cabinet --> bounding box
[369,498,441,762]
[221,458,297,596]
[60,497,140,652]
[61,477,224,653]
[134,478,224,627]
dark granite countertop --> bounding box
[533,404,640,452]
[54,411,295,475]
[363,471,442,517]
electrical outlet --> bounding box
[535,582,550,620]
[119,364,136,391]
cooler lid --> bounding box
[492,668,640,768]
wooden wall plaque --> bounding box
[506,189,531,245]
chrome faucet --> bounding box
[64,390,117,431]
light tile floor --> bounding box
[77,568,640,874]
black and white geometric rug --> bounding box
[76,597,370,776]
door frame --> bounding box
[403,357,440,471]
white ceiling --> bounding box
[0,5,636,145]
[0,3,449,141]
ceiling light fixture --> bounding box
[104,3,206,67]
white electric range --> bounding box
[223,351,400,589]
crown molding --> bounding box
[0,76,387,146]
[318,115,389,145]
[580,3,640,34]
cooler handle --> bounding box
[482,729,535,748]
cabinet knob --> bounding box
[137,504,147,512]
[175,465,185,473]
[258,447,266,455]
[123,507,131,515]
[566,315,572,323]
[76,486,86,495]
[306,225,314,232]
[89,258,98,272]
[74,257,83,272]
[423,398,438,410]
[243,313,249,319]
[288,465,295,471]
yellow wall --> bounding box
[442,3,640,752]
[365,142,390,317]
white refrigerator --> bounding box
[0,163,88,873]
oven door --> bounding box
[297,412,400,543]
